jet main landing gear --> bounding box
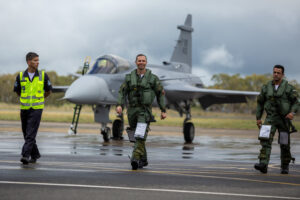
[182,101,195,143]
[112,114,124,140]
[183,120,195,143]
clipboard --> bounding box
[259,125,271,139]
[134,123,147,139]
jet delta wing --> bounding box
[163,82,259,109]
[52,14,259,143]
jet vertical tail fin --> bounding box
[170,14,193,72]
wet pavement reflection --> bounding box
[0,130,300,163]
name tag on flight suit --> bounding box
[134,123,147,139]
[259,125,271,139]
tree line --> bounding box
[207,73,300,113]
[0,71,299,113]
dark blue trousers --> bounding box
[20,109,43,158]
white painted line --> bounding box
[0,166,97,173]
[0,181,299,199]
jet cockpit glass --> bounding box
[89,58,117,74]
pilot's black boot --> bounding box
[281,164,289,174]
[254,163,268,174]
[29,155,41,164]
[131,159,138,170]
[20,157,29,165]
[138,159,148,168]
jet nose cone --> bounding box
[64,75,115,104]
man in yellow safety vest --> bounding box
[13,52,52,164]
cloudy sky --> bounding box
[0,0,299,85]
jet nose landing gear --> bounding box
[101,126,111,142]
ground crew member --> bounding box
[255,65,299,174]
[13,52,52,164]
[116,54,167,170]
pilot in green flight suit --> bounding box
[255,65,299,174]
[116,54,167,170]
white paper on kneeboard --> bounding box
[259,125,271,139]
[134,123,147,138]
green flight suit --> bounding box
[117,69,166,162]
[256,79,299,166]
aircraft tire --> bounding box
[101,127,111,142]
[112,119,123,140]
[183,122,194,143]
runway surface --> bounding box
[1,121,300,200]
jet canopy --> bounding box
[89,54,131,74]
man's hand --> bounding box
[44,91,51,98]
[161,112,167,120]
[285,112,294,120]
[116,106,123,115]
[256,120,262,128]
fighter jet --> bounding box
[53,14,259,143]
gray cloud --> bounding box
[0,0,299,83]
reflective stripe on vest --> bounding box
[20,96,43,100]
[21,102,44,106]
[19,70,45,110]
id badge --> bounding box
[134,123,147,139]
[259,125,271,139]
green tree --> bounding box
[0,72,19,104]
[206,73,298,114]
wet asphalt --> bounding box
[1,121,300,200]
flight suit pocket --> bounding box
[279,102,290,116]
[279,131,289,145]
[143,90,155,106]
[142,91,152,105]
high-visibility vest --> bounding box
[19,70,45,110]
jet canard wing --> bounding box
[52,86,69,93]
[164,83,259,109]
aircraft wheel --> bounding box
[101,127,111,142]
[112,119,124,140]
[183,122,195,143]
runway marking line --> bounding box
[4,159,300,178]
[145,170,300,186]
[1,160,300,186]
[1,159,298,174]
[0,181,299,199]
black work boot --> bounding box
[138,160,148,168]
[281,164,289,174]
[20,157,29,165]
[254,163,268,174]
[131,159,139,170]
[29,155,41,163]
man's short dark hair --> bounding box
[135,54,147,61]
[26,52,39,61]
[274,64,285,74]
